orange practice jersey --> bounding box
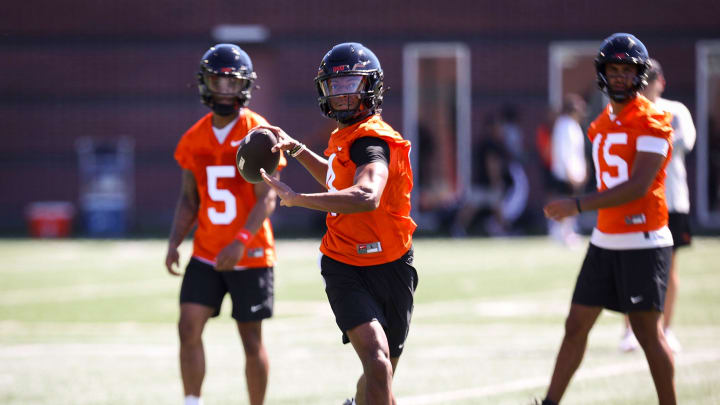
[174,110,287,268]
[320,115,417,266]
[588,95,673,234]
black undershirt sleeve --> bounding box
[349,137,390,167]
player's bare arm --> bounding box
[215,174,279,271]
[544,151,665,220]
[256,124,329,188]
[261,161,389,214]
[165,169,199,275]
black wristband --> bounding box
[575,197,582,213]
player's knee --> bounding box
[241,337,263,357]
[361,349,392,380]
[178,318,203,344]
[563,315,590,340]
[631,324,660,347]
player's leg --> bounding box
[237,321,269,405]
[178,303,215,398]
[544,303,602,403]
[619,315,639,352]
[354,248,417,405]
[347,320,394,405]
[226,267,273,405]
[629,311,676,405]
[178,258,228,400]
[622,246,675,404]
[545,244,613,403]
[353,356,401,405]
[663,252,678,330]
[663,212,691,352]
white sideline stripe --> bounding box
[398,350,720,404]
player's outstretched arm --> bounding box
[165,169,199,275]
[544,151,665,220]
[255,125,329,188]
[261,161,388,214]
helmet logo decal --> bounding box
[353,61,370,70]
[333,65,349,73]
[221,67,233,73]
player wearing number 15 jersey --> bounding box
[165,44,286,405]
[539,34,677,405]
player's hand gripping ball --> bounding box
[235,128,281,183]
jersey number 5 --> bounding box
[206,165,237,225]
[592,132,629,190]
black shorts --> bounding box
[668,212,692,249]
[179,258,273,322]
[572,244,671,313]
[321,249,418,358]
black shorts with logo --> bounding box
[668,212,692,250]
[180,258,273,322]
[572,244,671,313]
[321,248,418,358]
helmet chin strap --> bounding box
[210,101,240,116]
[608,89,637,103]
[335,109,372,124]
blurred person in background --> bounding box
[452,114,512,236]
[548,94,588,247]
[539,33,676,405]
[499,103,526,162]
[258,42,418,405]
[619,58,696,353]
[165,44,286,405]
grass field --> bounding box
[1,237,719,404]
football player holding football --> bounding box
[539,33,676,405]
[165,44,286,405]
[259,42,418,405]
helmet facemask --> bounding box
[199,72,254,116]
[317,74,376,123]
[596,61,648,103]
[197,44,257,116]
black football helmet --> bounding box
[197,44,257,116]
[595,33,651,102]
[314,42,385,124]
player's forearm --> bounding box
[168,195,198,249]
[578,180,647,212]
[243,193,277,234]
[292,185,379,214]
[294,148,330,188]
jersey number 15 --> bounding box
[592,132,629,190]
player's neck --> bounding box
[609,99,631,115]
[212,111,239,129]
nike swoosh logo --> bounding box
[250,304,263,312]
[630,295,643,304]
[230,140,243,147]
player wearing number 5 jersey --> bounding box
[258,43,418,405]
[165,44,286,405]
[539,34,676,405]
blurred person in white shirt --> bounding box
[548,94,588,247]
[619,58,696,353]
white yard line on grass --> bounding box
[398,350,720,404]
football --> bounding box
[235,128,281,183]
